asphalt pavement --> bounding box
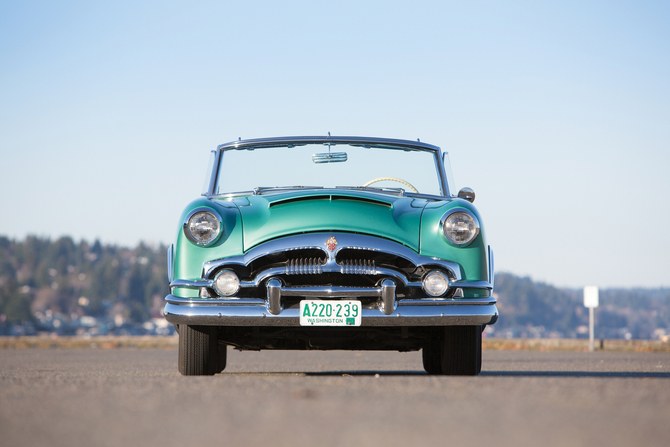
[1,347,668,447]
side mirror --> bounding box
[457,187,475,203]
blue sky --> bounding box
[1,1,669,288]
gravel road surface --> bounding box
[1,348,669,447]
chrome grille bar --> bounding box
[286,258,324,275]
[339,259,376,275]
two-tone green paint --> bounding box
[171,190,490,298]
[234,190,426,252]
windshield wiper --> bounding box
[253,186,324,195]
[335,186,405,197]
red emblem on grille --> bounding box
[326,237,338,251]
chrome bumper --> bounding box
[163,296,498,327]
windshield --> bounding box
[213,143,445,196]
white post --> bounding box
[584,286,599,352]
[589,307,594,352]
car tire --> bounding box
[422,329,444,374]
[178,325,219,376]
[441,325,482,376]
[422,343,443,374]
[216,342,227,373]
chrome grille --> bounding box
[339,259,376,275]
[286,258,323,275]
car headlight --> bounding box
[214,270,239,296]
[441,210,480,246]
[184,209,222,246]
[423,271,450,297]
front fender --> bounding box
[420,199,490,297]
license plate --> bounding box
[299,300,362,326]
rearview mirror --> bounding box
[312,152,348,164]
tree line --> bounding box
[0,235,167,325]
[1,235,668,339]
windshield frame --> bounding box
[205,136,452,199]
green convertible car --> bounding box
[164,136,497,375]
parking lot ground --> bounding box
[1,348,669,447]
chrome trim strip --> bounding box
[167,245,174,284]
[212,188,447,201]
[217,136,441,153]
[488,245,495,291]
[171,275,492,292]
[449,280,493,290]
[280,285,382,298]
[202,232,463,281]
[164,298,498,327]
[171,279,214,289]
[166,296,265,306]
[397,297,496,306]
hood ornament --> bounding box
[326,236,338,251]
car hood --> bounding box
[227,190,431,252]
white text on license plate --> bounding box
[299,300,362,326]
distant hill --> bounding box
[0,235,668,339]
[493,272,670,340]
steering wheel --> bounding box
[363,177,419,194]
